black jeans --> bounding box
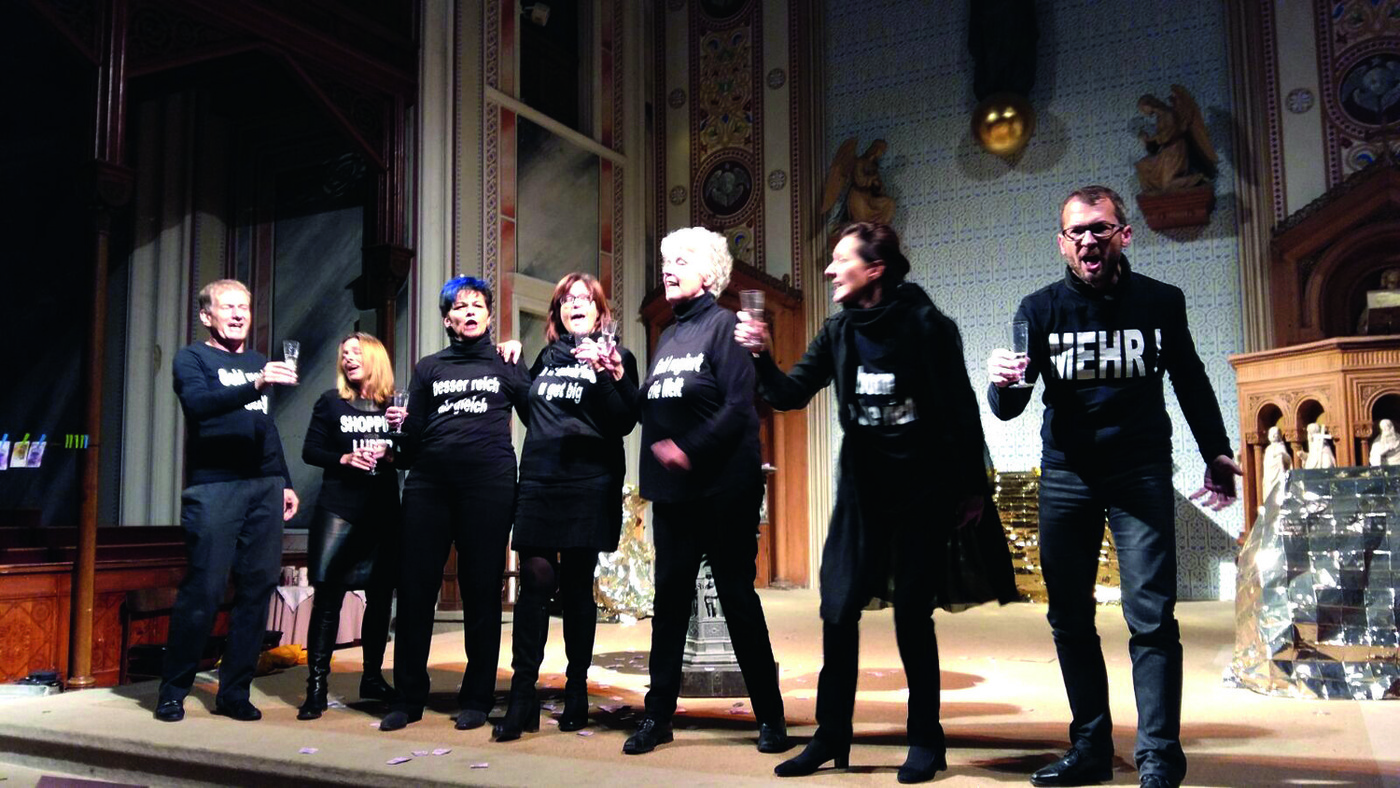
[644,484,784,725]
[393,471,515,714]
[160,477,284,705]
[1039,462,1184,783]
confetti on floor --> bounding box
[298,747,318,755]
[432,748,452,756]
[387,756,411,765]
[412,750,429,757]
[471,762,489,769]
[577,730,594,737]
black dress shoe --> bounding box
[380,709,422,731]
[897,745,947,784]
[1030,748,1112,786]
[774,738,850,777]
[757,721,791,753]
[212,699,262,722]
[454,709,488,730]
[154,699,185,723]
[1139,775,1175,788]
[622,717,673,755]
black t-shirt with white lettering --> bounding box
[851,332,921,459]
[519,336,639,482]
[639,293,761,503]
[398,333,531,482]
[302,390,400,524]
[172,342,292,487]
[987,258,1232,470]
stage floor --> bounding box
[1,590,1396,787]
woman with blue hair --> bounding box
[381,276,531,732]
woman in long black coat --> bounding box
[735,222,1006,783]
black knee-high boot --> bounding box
[359,586,396,701]
[495,574,548,742]
[559,553,597,731]
[298,602,341,720]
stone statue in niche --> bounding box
[1357,267,1400,335]
[1303,422,1336,469]
[1260,426,1292,513]
[822,138,895,246]
[1135,85,1218,194]
[1370,419,1400,466]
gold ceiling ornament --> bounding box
[972,92,1036,157]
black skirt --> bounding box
[512,476,621,552]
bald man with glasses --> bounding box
[985,185,1241,788]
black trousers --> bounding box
[1039,462,1184,783]
[814,486,946,750]
[510,548,599,692]
[393,471,514,714]
[307,510,396,674]
[644,484,784,725]
[160,477,283,705]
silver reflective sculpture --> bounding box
[1232,466,1400,700]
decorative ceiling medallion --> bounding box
[699,158,754,219]
[766,68,786,90]
[668,88,687,109]
[1285,87,1315,114]
[767,169,787,191]
[1337,53,1400,127]
[669,185,688,205]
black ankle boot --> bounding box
[297,604,338,720]
[492,687,540,742]
[897,745,947,784]
[558,681,589,731]
[774,738,850,777]
[359,671,398,702]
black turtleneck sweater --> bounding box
[639,293,761,502]
[987,258,1232,470]
[397,332,531,481]
[519,334,639,482]
[302,391,400,524]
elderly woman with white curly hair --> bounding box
[622,227,789,757]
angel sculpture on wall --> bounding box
[1135,85,1218,194]
[822,138,895,245]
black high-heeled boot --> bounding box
[558,680,589,731]
[359,583,396,701]
[897,745,947,784]
[492,686,540,742]
[297,605,339,720]
[774,738,851,777]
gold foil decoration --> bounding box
[993,468,1121,604]
[594,485,655,621]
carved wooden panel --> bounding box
[0,598,60,681]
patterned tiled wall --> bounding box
[825,0,1245,600]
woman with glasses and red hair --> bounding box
[492,272,639,742]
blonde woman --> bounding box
[297,333,402,719]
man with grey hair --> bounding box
[156,279,300,723]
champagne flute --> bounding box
[1009,320,1032,389]
[359,434,386,476]
[282,340,301,382]
[597,317,618,353]
[739,289,765,324]
[388,389,408,437]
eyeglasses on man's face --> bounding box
[1060,222,1124,242]
[561,294,594,306]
